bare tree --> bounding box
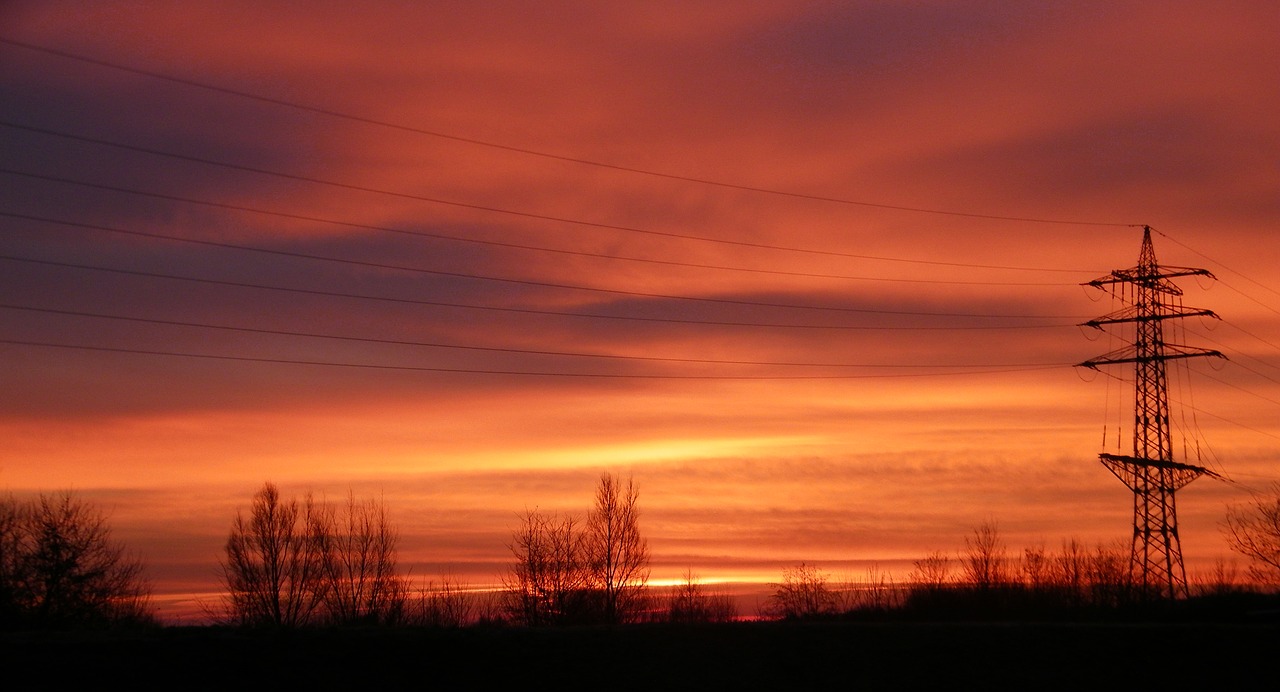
[909,550,953,592]
[504,509,588,626]
[0,497,21,626]
[962,520,1010,591]
[585,472,650,624]
[1021,543,1051,589]
[765,563,837,620]
[1088,540,1131,607]
[317,493,407,625]
[667,568,707,623]
[1222,484,1280,588]
[504,473,650,626]
[415,576,475,628]
[0,491,152,629]
[854,563,900,611]
[1191,557,1246,597]
[1051,537,1090,606]
[221,483,328,628]
[504,509,547,626]
[666,568,736,623]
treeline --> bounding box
[4,479,1280,631]
[213,473,661,628]
[212,472,738,629]
[764,521,1277,622]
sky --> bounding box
[2,1,1279,623]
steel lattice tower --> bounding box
[1078,226,1223,599]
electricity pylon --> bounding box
[1078,226,1224,600]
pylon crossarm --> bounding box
[1085,266,1215,291]
[1081,306,1218,329]
[1078,345,1225,369]
[1098,453,1215,477]
[1099,455,1207,493]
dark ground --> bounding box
[3,619,1277,690]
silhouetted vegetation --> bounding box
[895,526,1139,619]
[315,492,409,626]
[961,520,1011,591]
[751,521,1280,625]
[894,532,1139,620]
[503,472,651,626]
[204,480,1280,632]
[504,508,590,626]
[586,472,651,624]
[665,569,737,623]
[409,577,497,628]
[1222,483,1280,587]
[8,477,1280,637]
[0,486,1277,692]
[0,491,153,630]
[220,483,329,627]
[764,563,839,620]
[220,483,409,628]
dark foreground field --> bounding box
[4,620,1277,689]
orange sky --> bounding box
[2,1,1279,623]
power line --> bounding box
[1137,227,1280,318]
[1150,226,1280,301]
[0,338,1064,380]
[1222,359,1280,388]
[3,211,1087,320]
[0,303,1069,370]
[0,120,1104,274]
[1090,367,1280,442]
[1185,325,1280,379]
[0,255,1075,332]
[1194,366,1280,409]
[0,168,1077,287]
[1217,279,1280,318]
[0,35,1141,229]
[1181,403,1280,443]
[1224,322,1280,362]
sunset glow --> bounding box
[3,1,1279,623]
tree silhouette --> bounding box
[0,491,152,629]
[503,473,651,626]
[1052,538,1090,607]
[415,576,476,627]
[1087,540,1132,607]
[585,472,650,624]
[1021,543,1051,590]
[1222,483,1280,587]
[503,509,589,626]
[962,520,1010,591]
[909,550,953,592]
[1191,557,1245,597]
[221,483,408,627]
[765,563,836,620]
[0,497,20,626]
[666,568,737,623]
[854,563,900,612]
[221,483,328,627]
[316,492,407,625]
